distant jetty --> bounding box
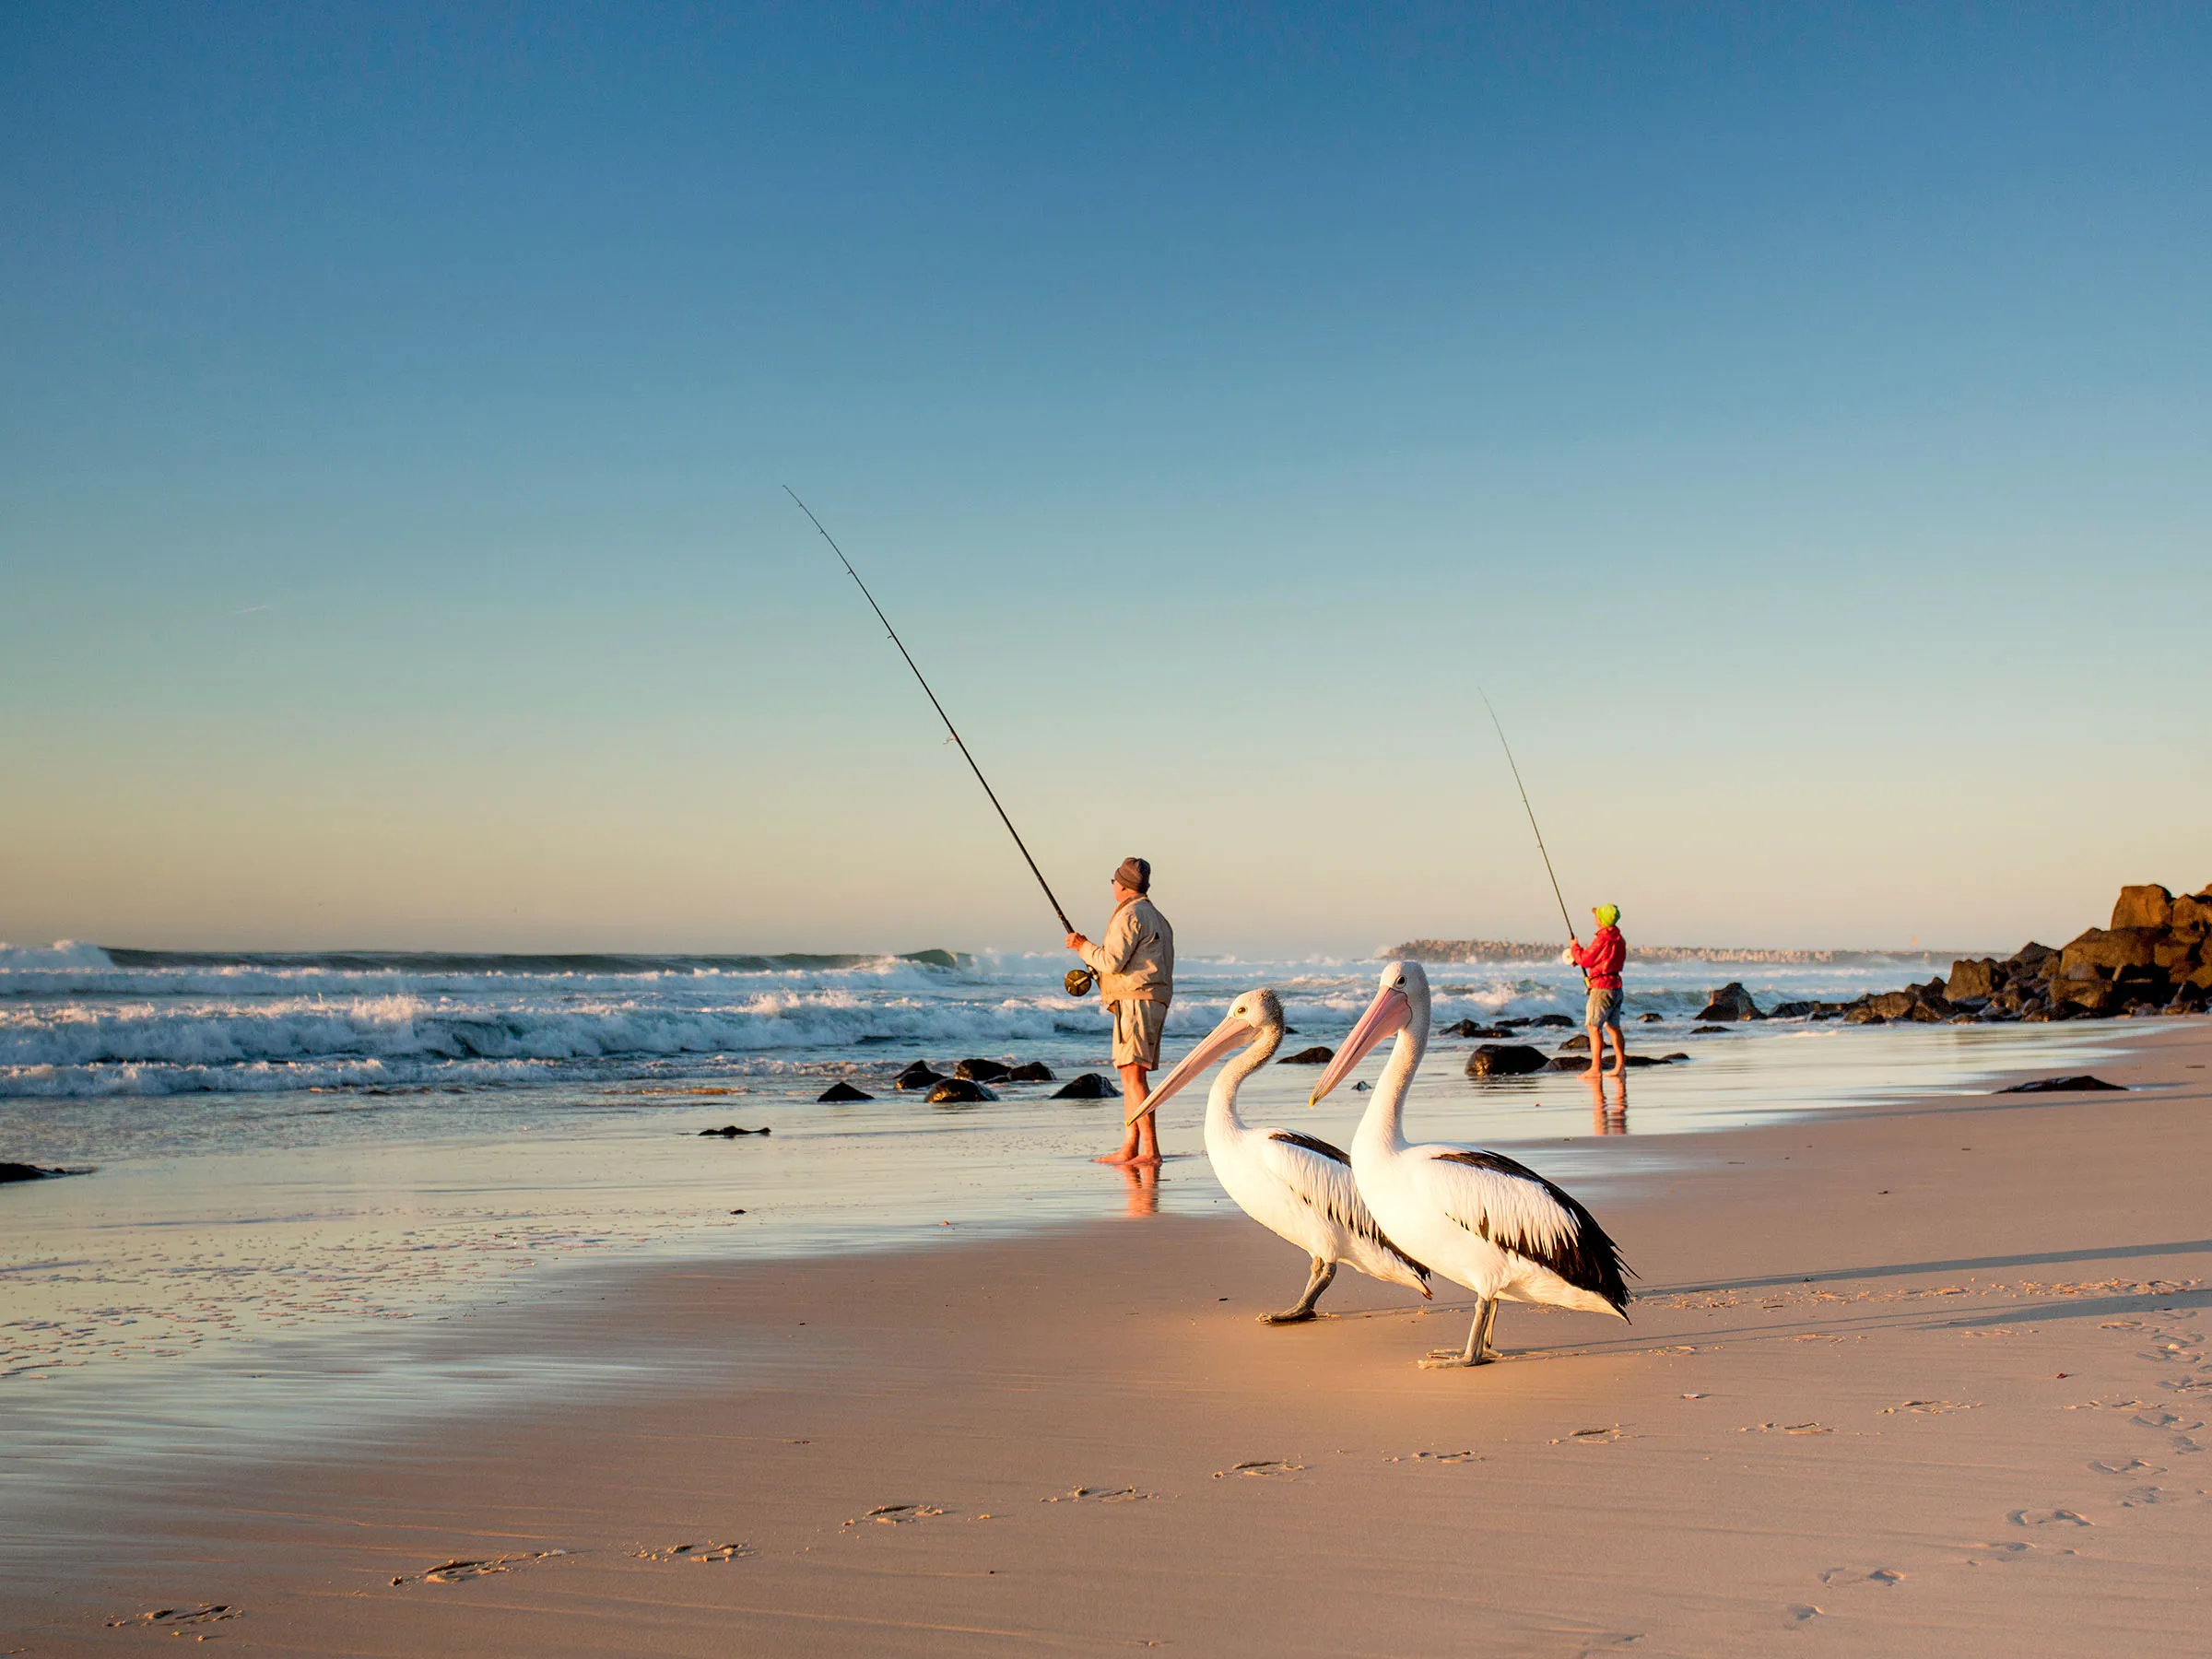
[1383,940,1978,967]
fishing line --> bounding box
[786,487,1098,997]
[1478,688,1586,984]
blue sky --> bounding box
[3,4,2206,955]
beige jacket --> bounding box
[1080,896,1174,1006]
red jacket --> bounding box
[1571,926,1626,990]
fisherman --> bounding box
[1567,903,1629,1077]
[1065,856,1175,1166]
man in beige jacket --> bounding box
[1065,855,1175,1166]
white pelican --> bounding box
[1310,960,1631,1366]
[1133,987,1431,1323]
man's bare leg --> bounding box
[1099,1064,1158,1164]
[1605,1019,1627,1077]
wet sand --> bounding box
[8,1021,2211,1656]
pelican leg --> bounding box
[1419,1297,1499,1369]
[1260,1257,1335,1324]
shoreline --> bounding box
[7,1021,2210,1653]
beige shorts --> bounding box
[1111,998,1169,1070]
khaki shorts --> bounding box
[1111,998,1169,1070]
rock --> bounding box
[698,1124,771,1136]
[2170,893,2212,939]
[1767,1001,1816,1018]
[1558,1033,1592,1051]
[0,1162,65,1182]
[1277,1046,1335,1065]
[1052,1073,1115,1099]
[1844,1006,1886,1025]
[1638,1012,1665,1023]
[2169,984,2209,1014]
[1946,958,2003,1001]
[1662,1052,1690,1062]
[1868,991,1919,1019]
[1691,1024,1730,1034]
[1548,1054,1592,1071]
[2153,938,2201,973]
[817,1081,873,1102]
[894,1062,946,1091]
[1693,982,1763,1021]
[1531,1014,1574,1029]
[1465,1043,1549,1078]
[1998,1074,2127,1094]
[1497,1017,1534,1028]
[956,1057,1012,1083]
[2059,928,2159,981]
[2008,941,2057,972]
[1437,1019,1510,1038]
[927,1078,999,1103]
[1006,1061,1056,1082]
[2111,885,2174,931]
[2047,977,2116,1014]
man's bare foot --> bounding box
[1126,1152,1163,1167]
[1095,1150,1139,1165]
[1607,1066,1626,1077]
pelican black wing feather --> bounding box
[1430,1148,1634,1312]
[1267,1131,1430,1286]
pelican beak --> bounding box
[1127,1011,1253,1127]
[1308,984,1411,1106]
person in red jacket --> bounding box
[1567,903,1628,1077]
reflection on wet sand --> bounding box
[1586,1068,1629,1135]
[1116,1160,1160,1218]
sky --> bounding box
[2,3,2206,957]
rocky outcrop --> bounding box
[817,1081,873,1102]
[927,1078,998,1103]
[894,1062,946,1091]
[1006,1061,1056,1082]
[956,1058,1012,1083]
[1531,1014,1574,1029]
[1694,983,1764,1021]
[1639,1012,1665,1023]
[1465,1043,1548,1078]
[1052,1073,1114,1099]
[698,1124,770,1136]
[0,1162,69,1182]
[1999,1074,2126,1093]
[1854,883,2212,1025]
[1277,1046,1335,1065]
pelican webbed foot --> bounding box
[1418,1298,1500,1368]
[1258,1257,1335,1326]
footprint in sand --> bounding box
[2009,1508,2092,1527]
[1384,1450,1484,1464]
[1882,1400,1980,1415]
[843,1503,950,1528]
[2090,1458,2165,1475]
[1551,1426,1631,1445]
[1818,1567,1903,1588]
[2130,1411,2201,1431]
[2118,1487,2166,1507]
[1213,1459,1305,1479]
[1784,1605,1827,1625]
[106,1606,238,1630]
[1965,1541,2035,1566]
[1041,1485,1157,1503]
[631,1542,754,1562]
[391,1549,568,1586]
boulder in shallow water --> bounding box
[1662,1052,1690,1062]
[698,1124,771,1137]
[1998,1074,2126,1094]
[1465,1043,1548,1078]
[1766,1001,1816,1018]
[956,1057,1012,1083]
[1639,1011,1665,1023]
[1558,1032,1592,1051]
[1691,1024,1730,1034]
[817,1081,873,1102]
[1946,959,2003,1001]
[1277,1046,1335,1065]
[1844,1006,1886,1025]
[1437,1018,1509,1038]
[1531,1014,1574,1029]
[1006,1061,1055,1083]
[894,1062,946,1090]
[927,1078,999,1103]
[1694,982,1763,1021]
[0,1162,67,1183]
[1052,1072,1114,1100]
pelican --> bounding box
[1133,987,1430,1323]
[1310,960,1632,1367]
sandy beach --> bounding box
[7,1018,2207,1656]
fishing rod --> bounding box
[786,487,1099,998]
[1477,688,1586,983]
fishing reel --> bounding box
[1065,967,1097,998]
